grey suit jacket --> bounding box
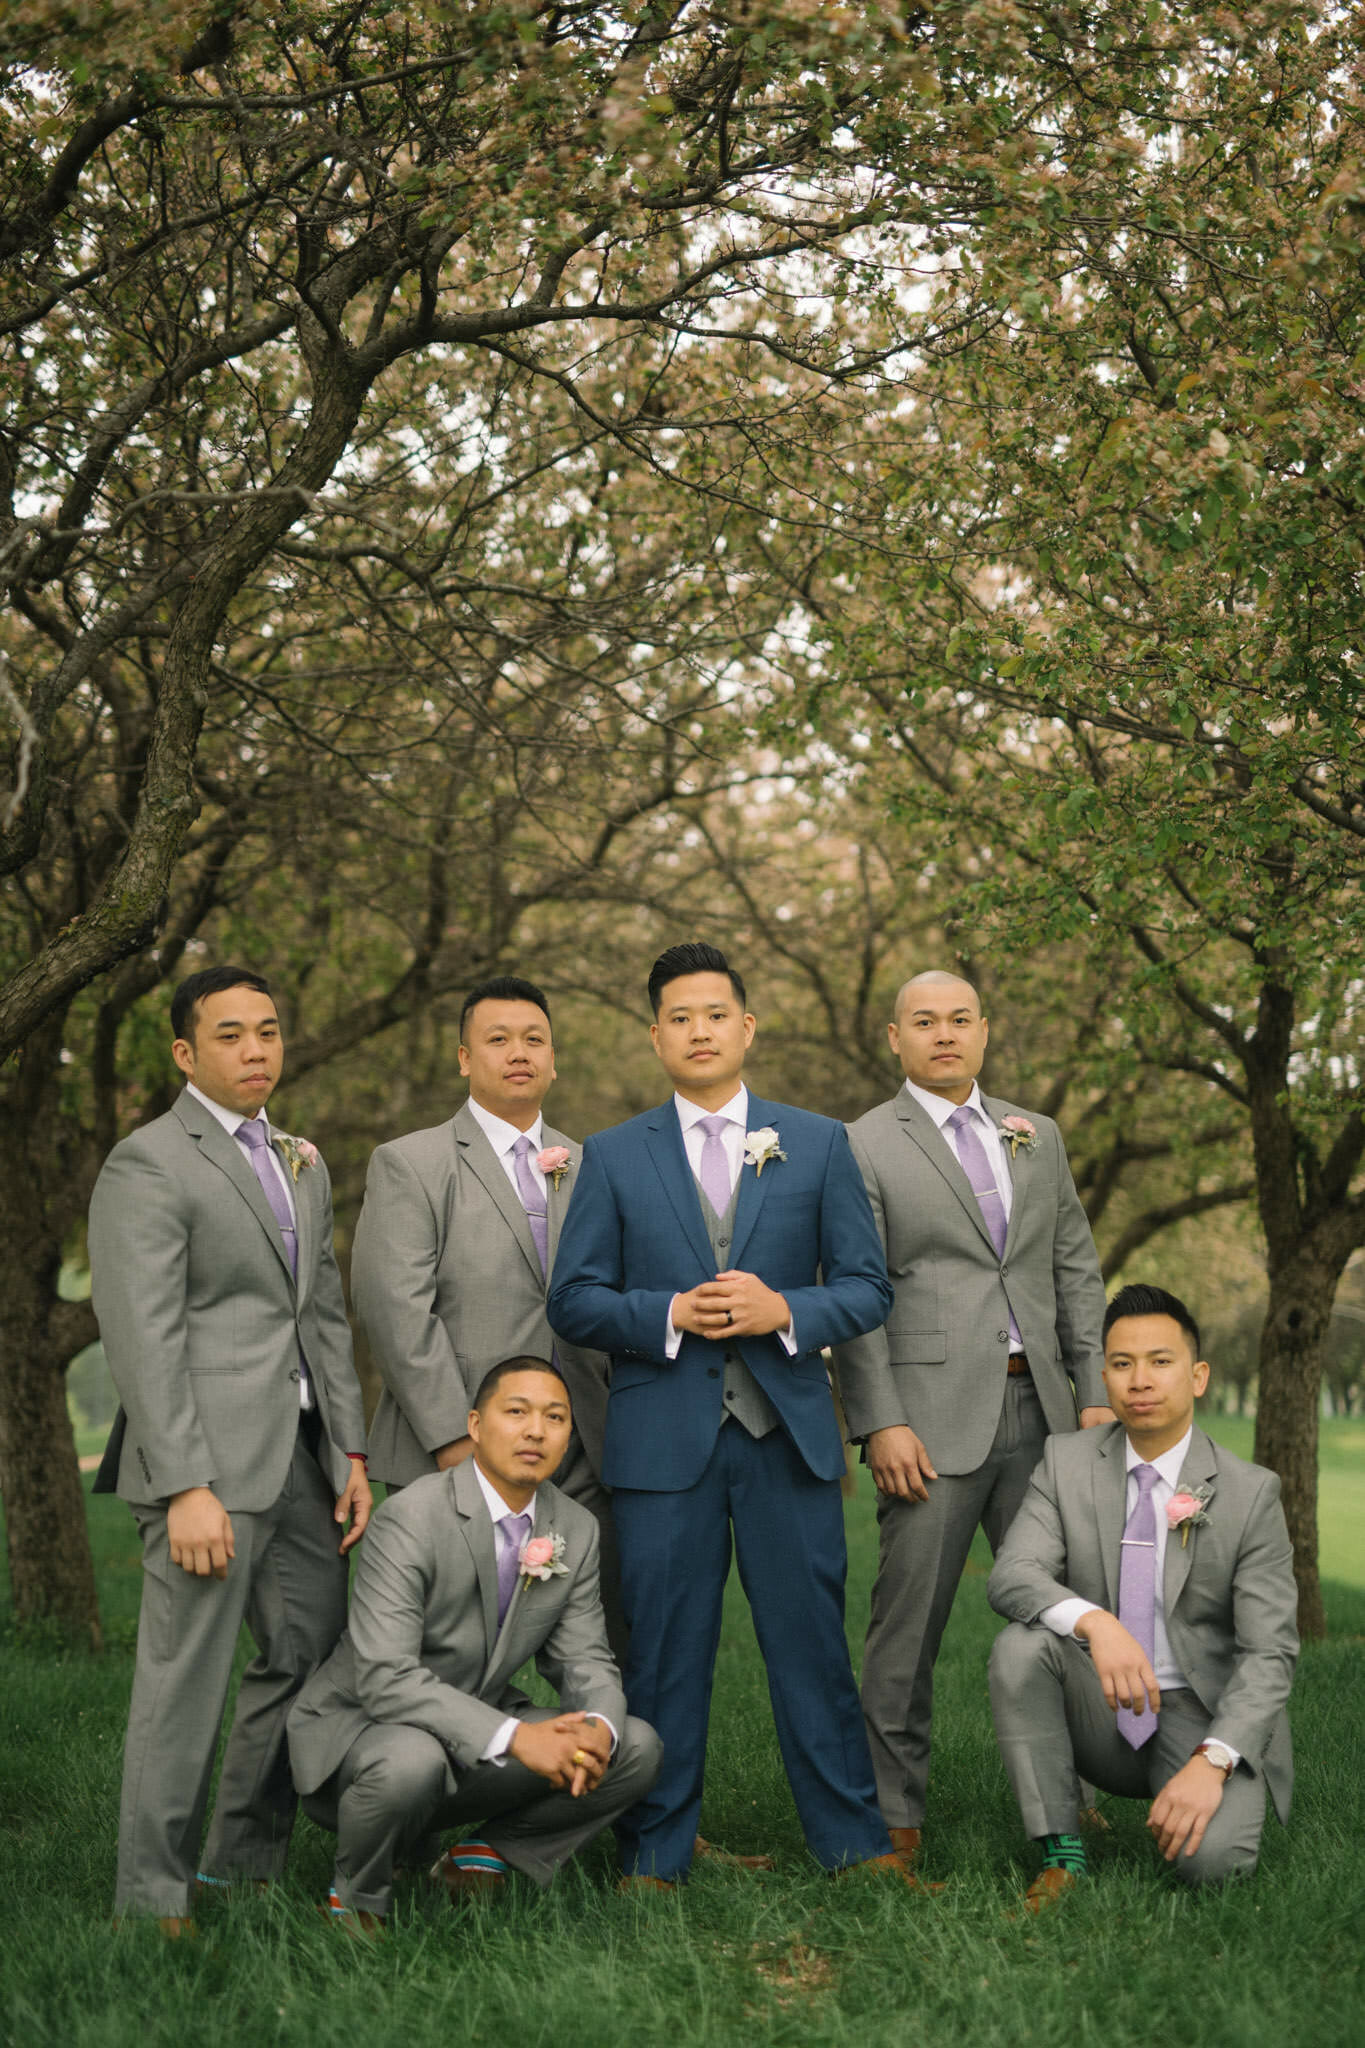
[287,1461,624,1794]
[352,1103,609,1486]
[988,1424,1297,1821]
[832,1089,1107,1471]
[88,1089,366,1507]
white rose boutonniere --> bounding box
[276,1133,320,1183]
[742,1126,787,1177]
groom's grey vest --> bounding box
[697,1178,779,1440]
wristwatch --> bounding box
[1193,1739,1235,1780]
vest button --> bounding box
[717,1235,731,1248]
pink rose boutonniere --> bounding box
[519,1531,569,1586]
[277,1132,319,1183]
[997,1116,1037,1158]
[537,1145,571,1192]
[1166,1487,1211,1548]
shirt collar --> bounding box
[1125,1427,1193,1488]
[466,1093,544,1159]
[187,1081,272,1142]
[674,1083,748,1134]
[471,1455,538,1528]
[903,1076,986,1131]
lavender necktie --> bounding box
[496,1510,532,1624]
[947,1105,1007,1257]
[1116,1462,1161,1748]
[697,1114,732,1218]
[235,1118,297,1275]
[512,1134,548,1274]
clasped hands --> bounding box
[670,1270,791,1340]
[1075,1609,1225,1862]
[509,1712,612,1797]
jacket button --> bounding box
[717,1235,730,1248]
[289,1368,301,1381]
[725,1352,737,1364]
[996,1331,1009,1344]
[707,1367,720,1379]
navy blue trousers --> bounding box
[612,1421,890,1879]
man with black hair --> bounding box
[548,943,902,1887]
[352,974,621,1651]
[987,1283,1298,1906]
[90,966,371,1931]
[289,1359,659,1932]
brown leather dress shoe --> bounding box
[888,1826,923,1865]
[837,1852,944,1895]
[1023,1866,1079,1913]
[430,1852,506,1902]
[617,1873,678,1894]
[693,1833,776,1872]
[157,1915,198,1939]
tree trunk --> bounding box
[0,1201,102,1649]
[1254,1249,1338,1644]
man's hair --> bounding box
[647,942,746,1016]
[1103,1283,1201,1358]
[171,965,273,1044]
[459,975,552,1042]
[471,1355,571,1413]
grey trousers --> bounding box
[116,1430,349,1916]
[301,1708,663,1917]
[860,1376,1047,1826]
[988,1625,1268,1885]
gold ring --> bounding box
[572,1748,588,1765]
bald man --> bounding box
[832,972,1112,1863]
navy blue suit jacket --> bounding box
[547,1094,893,1491]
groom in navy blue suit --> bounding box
[548,943,901,1884]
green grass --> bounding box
[2,1453,1363,2048]
[1201,1410,1365,1588]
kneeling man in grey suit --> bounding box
[289,1359,661,1931]
[988,1284,1297,1909]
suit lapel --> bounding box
[484,1489,560,1692]
[278,1135,313,1300]
[644,1104,717,1278]
[451,1461,501,1662]
[175,1092,295,1283]
[542,1120,576,1270]
[727,1092,776,1271]
[1095,1425,1128,1612]
[454,1103,544,1284]
[1165,1427,1218,1616]
[980,1092,1025,1260]
[894,1091,999,1256]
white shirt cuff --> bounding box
[776,1316,797,1357]
[665,1305,683,1359]
[480,1717,520,1765]
[1041,1596,1101,1639]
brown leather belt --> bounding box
[1006,1353,1031,1377]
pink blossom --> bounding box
[537,1146,571,1175]
[521,1535,556,1570]
[1166,1492,1201,1528]
[297,1138,319,1168]
[1001,1116,1035,1137]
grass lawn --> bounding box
[2,1437,1362,2048]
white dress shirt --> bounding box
[665,1085,797,1358]
[903,1077,1022,1352]
[466,1095,547,1196]
[188,1082,311,1409]
[470,1458,616,1761]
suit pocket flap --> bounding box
[889,1331,947,1365]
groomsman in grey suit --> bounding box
[289,1359,660,1931]
[89,966,371,1932]
[988,1284,1297,1905]
[351,975,622,1650]
[834,970,1112,1862]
